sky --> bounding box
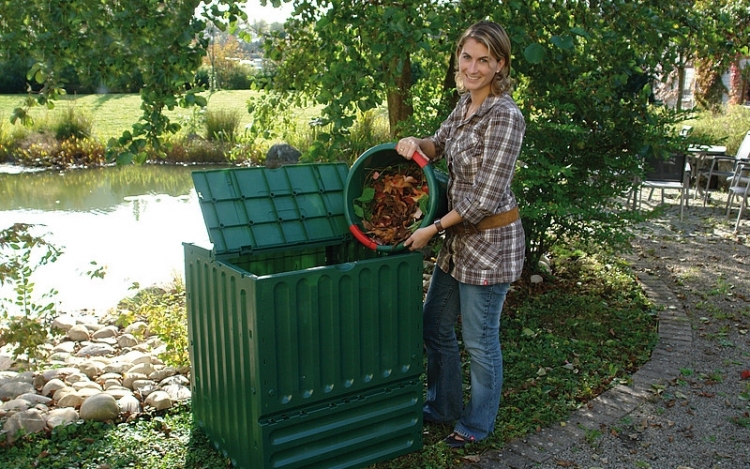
[243,0,294,24]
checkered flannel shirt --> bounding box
[428,93,526,286]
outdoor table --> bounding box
[687,144,727,201]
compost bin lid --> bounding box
[191,163,350,256]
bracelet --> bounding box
[434,218,445,234]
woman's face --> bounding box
[458,38,503,95]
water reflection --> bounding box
[0,164,219,313]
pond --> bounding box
[0,164,218,314]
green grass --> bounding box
[0,91,258,141]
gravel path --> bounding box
[459,192,750,469]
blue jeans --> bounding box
[422,265,509,441]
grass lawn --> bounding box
[0,90,316,142]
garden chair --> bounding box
[697,130,750,206]
[636,152,691,221]
[725,161,750,232]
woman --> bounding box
[396,20,525,448]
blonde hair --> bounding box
[454,20,513,96]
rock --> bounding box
[1,399,30,412]
[144,391,172,411]
[51,315,77,332]
[161,384,191,401]
[118,395,141,415]
[124,321,148,336]
[57,393,84,409]
[3,409,46,443]
[72,381,102,392]
[150,366,177,381]
[79,360,106,379]
[76,343,115,357]
[105,387,134,400]
[132,379,157,396]
[530,274,544,284]
[64,372,89,385]
[120,350,151,366]
[104,362,131,374]
[45,408,79,428]
[0,381,35,400]
[122,373,148,389]
[128,362,154,376]
[92,325,118,339]
[42,367,79,382]
[67,324,90,341]
[51,341,77,354]
[17,393,52,406]
[52,386,75,402]
[42,379,67,397]
[265,143,301,169]
[0,354,13,371]
[80,393,119,421]
[117,334,138,348]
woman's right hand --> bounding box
[396,137,426,160]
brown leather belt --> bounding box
[447,207,520,235]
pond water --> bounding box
[0,164,219,314]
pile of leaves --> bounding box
[352,162,430,246]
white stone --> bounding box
[51,315,77,332]
[159,374,190,387]
[72,381,102,392]
[67,324,91,342]
[128,362,154,376]
[104,362,131,374]
[103,379,122,390]
[45,408,79,428]
[79,360,106,379]
[3,409,46,443]
[124,321,148,336]
[122,372,148,389]
[132,379,157,396]
[64,372,89,385]
[18,393,52,406]
[144,391,172,411]
[0,381,35,400]
[52,341,77,354]
[41,367,79,381]
[118,395,141,414]
[57,393,84,409]
[77,388,102,399]
[117,334,138,348]
[530,274,544,284]
[119,350,151,366]
[92,325,119,339]
[161,384,191,401]
[105,387,134,400]
[52,386,75,402]
[76,343,115,357]
[150,366,177,381]
[1,398,30,411]
[80,393,119,421]
[42,378,67,397]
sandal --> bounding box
[442,431,475,449]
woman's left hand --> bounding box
[403,225,435,251]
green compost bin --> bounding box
[184,162,424,469]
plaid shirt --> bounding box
[428,93,526,285]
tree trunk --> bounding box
[386,53,413,138]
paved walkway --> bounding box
[463,258,693,468]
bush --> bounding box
[12,133,106,168]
